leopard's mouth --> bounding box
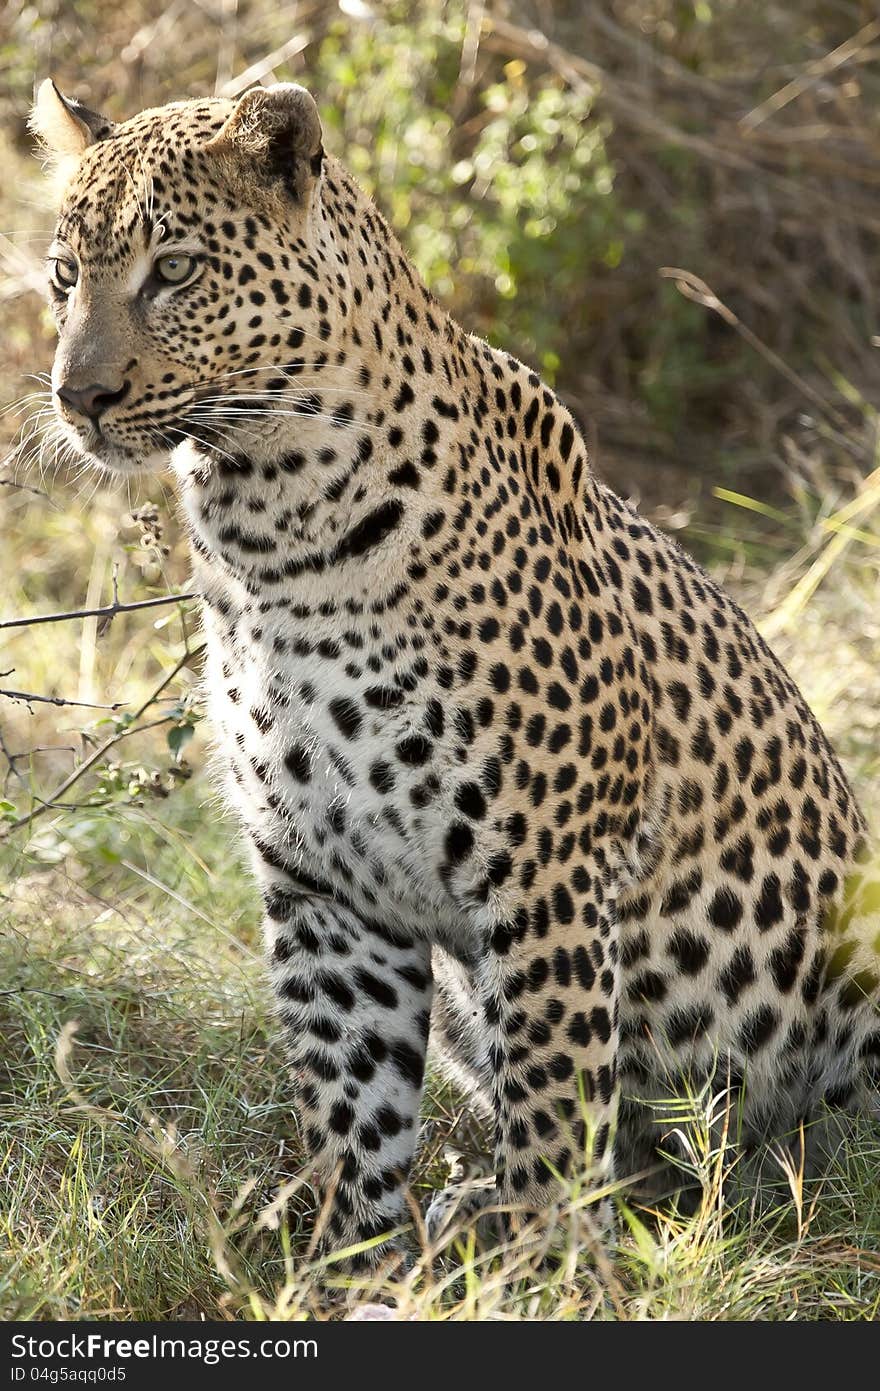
[53,387,231,474]
[53,411,169,476]
[53,380,286,476]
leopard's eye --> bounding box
[52,258,78,290]
[154,253,196,285]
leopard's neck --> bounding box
[171,158,595,613]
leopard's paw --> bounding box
[424,1175,501,1249]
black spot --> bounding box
[445,822,474,864]
[707,886,743,932]
[755,873,784,930]
[329,696,362,740]
[284,744,312,782]
[628,970,667,1004]
[369,760,395,794]
[355,969,398,1009]
[718,946,756,1005]
[455,782,487,819]
[770,928,806,994]
[388,460,420,488]
[553,883,575,924]
[396,734,432,765]
[667,929,709,975]
[364,686,403,709]
[666,1004,713,1047]
[336,500,404,560]
[739,1004,780,1053]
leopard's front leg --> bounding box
[485,858,620,1227]
[428,854,620,1245]
[262,880,433,1266]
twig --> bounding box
[1,643,205,836]
[0,477,58,506]
[586,7,727,99]
[483,16,880,235]
[0,987,70,999]
[740,19,880,132]
[453,0,486,118]
[216,31,311,96]
[659,267,854,434]
[0,591,198,632]
[0,689,128,711]
[0,722,29,792]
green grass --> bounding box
[2,766,880,1321]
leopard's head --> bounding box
[31,80,342,476]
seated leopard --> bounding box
[31,79,880,1264]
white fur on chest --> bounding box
[202,597,466,941]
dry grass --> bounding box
[4,843,880,1321]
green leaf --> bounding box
[167,724,195,762]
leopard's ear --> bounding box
[29,79,115,156]
[207,83,323,200]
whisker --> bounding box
[187,406,379,431]
[2,407,57,471]
[186,354,366,384]
[186,405,355,420]
[164,424,240,466]
[191,384,373,402]
[0,391,52,419]
[134,363,367,410]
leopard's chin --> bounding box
[58,418,171,477]
[78,442,167,477]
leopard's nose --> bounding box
[57,379,131,421]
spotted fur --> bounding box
[35,82,880,1264]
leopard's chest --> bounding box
[202,597,460,933]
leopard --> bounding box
[30,78,880,1266]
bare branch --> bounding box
[659,267,853,434]
[0,477,58,506]
[0,722,29,793]
[1,643,205,837]
[217,31,311,96]
[0,591,198,632]
[0,988,70,999]
[0,688,128,711]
